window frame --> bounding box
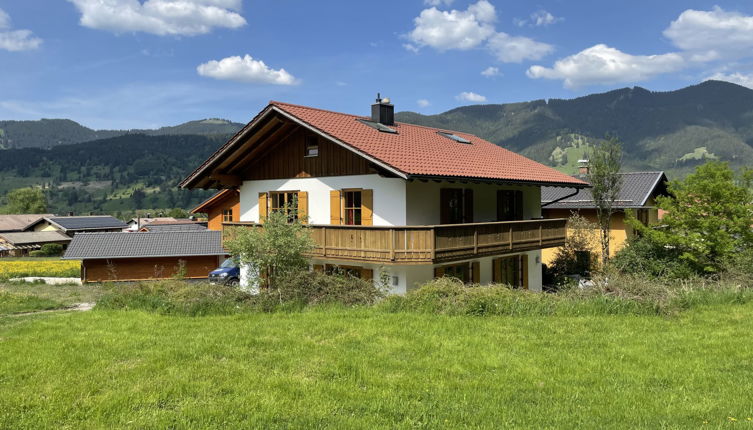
[269,190,299,222]
[222,208,233,223]
[304,135,319,158]
[342,189,363,226]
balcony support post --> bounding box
[473,228,478,255]
[430,228,436,261]
[389,228,395,261]
[322,226,327,258]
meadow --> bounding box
[1,281,753,428]
[0,257,80,280]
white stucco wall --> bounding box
[239,174,407,225]
[405,181,542,225]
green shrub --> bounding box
[40,243,64,256]
[611,236,695,279]
[28,250,46,257]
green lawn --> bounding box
[0,281,102,315]
[2,304,753,428]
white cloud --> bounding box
[67,0,246,36]
[423,0,453,6]
[481,66,500,77]
[402,43,420,53]
[487,32,553,63]
[407,0,496,51]
[0,9,42,51]
[664,7,753,61]
[515,9,562,27]
[456,91,487,103]
[197,55,298,85]
[417,99,431,107]
[705,72,753,89]
[527,44,684,89]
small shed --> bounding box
[0,231,71,257]
[62,231,226,282]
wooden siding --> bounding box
[206,193,240,231]
[242,129,373,180]
[82,255,222,283]
[224,219,567,265]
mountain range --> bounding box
[1,80,752,215]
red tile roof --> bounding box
[271,101,585,187]
[181,101,588,188]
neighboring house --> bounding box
[179,97,588,292]
[62,231,226,282]
[191,189,240,231]
[125,217,178,232]
[139,220,208,232]
[27,216,128,237]
[0,231,71,257]
[540,170,669,265]
[0,214,54,233]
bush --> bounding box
[40,244,64,256]
[270,271,387,307]
[611,236,696,279]
[28,250,46,257]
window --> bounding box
[497,190,524,221]
[440,188,473,224]
[344,190,362,225]
[269,191,299,222]
[324,264,373,280]
[434,261,479,284]
[357,119,398,134]
[305,135,319,157]
[437,131,471,144]
[222,209,233,223]
[492,255,527,289]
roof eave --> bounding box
[62,252,227,260]
[407,174,590,189]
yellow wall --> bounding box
[541,208,653,266]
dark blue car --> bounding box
[209,258,240,286]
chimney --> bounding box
[371,93,394,126]
[578,159,590,176]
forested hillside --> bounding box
[0,134,220,216]
[0,118,243,149]
[397,80,753,176]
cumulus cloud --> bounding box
[456,91,487,103]
[488,32,553,63]
[197,55,298,85]
[417,99,431,107]
[664,7,753,61]
[705,72,753,89]
[515,9,562,27]
[527,44,684,89]
[67,0,246,36]
[481,66,500,77]
[0,8,42,51]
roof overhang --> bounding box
[62,252,227,260]
[407,174,590,189]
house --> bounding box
[138,220,208,232]
[0,214,54,233]
[179,97,588,293]
[540,170,668,265]
[0,231,71,257]
[125,217,178,232]
[191,189,240,231]
[62,231,226,282]
[27,215,128,237]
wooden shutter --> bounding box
[434,266,445,278]
[514,190,524,220]
[361,268,374,281]
[440,189,451,224]
[297,191,308,224]
[492,258,500,283]
[258,192,268,223]
[313,264,324,273]
[471,261,480,284]
[361,189,373,226]
[463,189,474,223]
[521,255,529,290]
[330,190,342,225]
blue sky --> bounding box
[1,0,753,129]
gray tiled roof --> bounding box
[48,216,128,231]
[541,172,668,209]
[62,231,225,260]
[0,231,71,245]
[142,223,207,232]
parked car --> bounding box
[209,258,240,286]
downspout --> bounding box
[541,188,581,208]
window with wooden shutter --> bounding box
[361,189,373,226]
[297,191,308,224]
[492,255,525,288]
[324,264,372,280]
[434,263,470,283]
[258,192,268,223]
[497,190,524,221]
[330,190,342,225]
[343,190,362,225]
[269,191,299,222]
[471,261,480,284]
[463,189,474,223]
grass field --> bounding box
[2,302,753,428]
[0,258,80,280]
[0,281,103,315]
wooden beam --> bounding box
[227,122,297,174]
[214,116,284,172]
[209,173,242,187]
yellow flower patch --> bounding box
[0,260,80,279]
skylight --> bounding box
[437,131,471,144]
[357,119,397,134]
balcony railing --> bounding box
[223,219,567,264]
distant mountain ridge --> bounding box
[0,118,244,149]
[396,80,753,176]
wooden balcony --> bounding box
[223,219,567,265]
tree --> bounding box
[224,207,314,292]
[550,213,599,281]
[167,207,189,219]
[588,137,623,265]
[634,161,753,274]
[1,187,47,214]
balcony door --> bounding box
[440,188,473,224]
[492,255,528,289]
[497,190,524,221]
